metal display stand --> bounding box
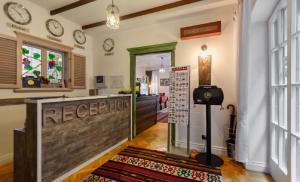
[193,85,224,167]
[196,104,224,167]
[167,66,190,158]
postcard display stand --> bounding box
[168,66,190,157]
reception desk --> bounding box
[136,95,158,134]
[14,95,131,182]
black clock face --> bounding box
[103,38,114,52]
[46,19,64,37]
[4,2,32,25]
[73,30,86,45]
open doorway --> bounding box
[135,52,171,134]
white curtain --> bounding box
[236,0,251,163]
[151,70,159,95]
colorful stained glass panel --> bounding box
[47,50,63,85]
[22,45,42,78]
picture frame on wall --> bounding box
[160,78,170,86]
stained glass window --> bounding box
[47,50,64,87]
[21,44,66,89]
[22,45,42,88]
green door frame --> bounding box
[127,42,177,138]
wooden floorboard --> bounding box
[0,123,274,182]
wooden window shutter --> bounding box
[72,54,86,89]
[0,35,19,88]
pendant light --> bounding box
[159,57,165,73]
[106,0,120,29]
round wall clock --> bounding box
[103,38,114,52]
[4,2,32,25]
[46,19,64,37]
[73,30,86,45]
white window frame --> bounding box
[269,0,300,181]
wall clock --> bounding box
[73,30,86,45]
[46,19,64,37]
[103,38,114,52]
[4,2,32,25]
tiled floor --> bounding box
[0,122,274,182]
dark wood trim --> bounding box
[0,98,25,106]
[181,21,222,40]
[50,0,96,15]
[82,0,203,30]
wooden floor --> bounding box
[0,123,274,182]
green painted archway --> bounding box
[127,42,177,138]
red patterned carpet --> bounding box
[83,146,222,182]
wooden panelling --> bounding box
[50,0,96,15]
[72,54,86,89]
[136,96,158,135]
[13,129,26,182]
[82,0,203,29]
[41,97,130,181]
[0,36,18,88]
[0,98,25,106]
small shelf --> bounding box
[14,88,73,93]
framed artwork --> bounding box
[160,78,170,86]
[110,75,124,89]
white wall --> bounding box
[245,22,270,172]
[91,5,238,155]
[0,0,94,164]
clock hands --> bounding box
[12,7,23,18]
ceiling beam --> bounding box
[82,0,203,30]
[50,0,97,15]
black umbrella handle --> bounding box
[227,104,236,139]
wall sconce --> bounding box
[198,44,212,85]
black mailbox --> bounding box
[193,85,224,105]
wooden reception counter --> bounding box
[14,95,131,182]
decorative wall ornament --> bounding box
[4,2,32,25]
[46,19,64,37]
[103,38,114,56]
[73,29,86,45]
[198,45,211,85]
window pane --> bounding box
[272,88,279,124]
[46,50,64,88]
[297,0,300,31]
[279,130,288,173]
[297,139,300,181]
[274,20,279,47]
[22,45,42,88]
[272,51,280,85]
[280,46,288,84]
[279,87,288,128]
[295,87,300,135]
[296,37,300,83]
[272,125,279,163]
[282,8,288,41]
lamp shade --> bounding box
[106,4,120,29]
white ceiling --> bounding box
[28,0,237,28]
[136,52,171,70]
[28,0,182,25]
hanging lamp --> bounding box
[159,57,165,73]
[106,0,120,29]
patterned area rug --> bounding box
[83,146,222,182]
